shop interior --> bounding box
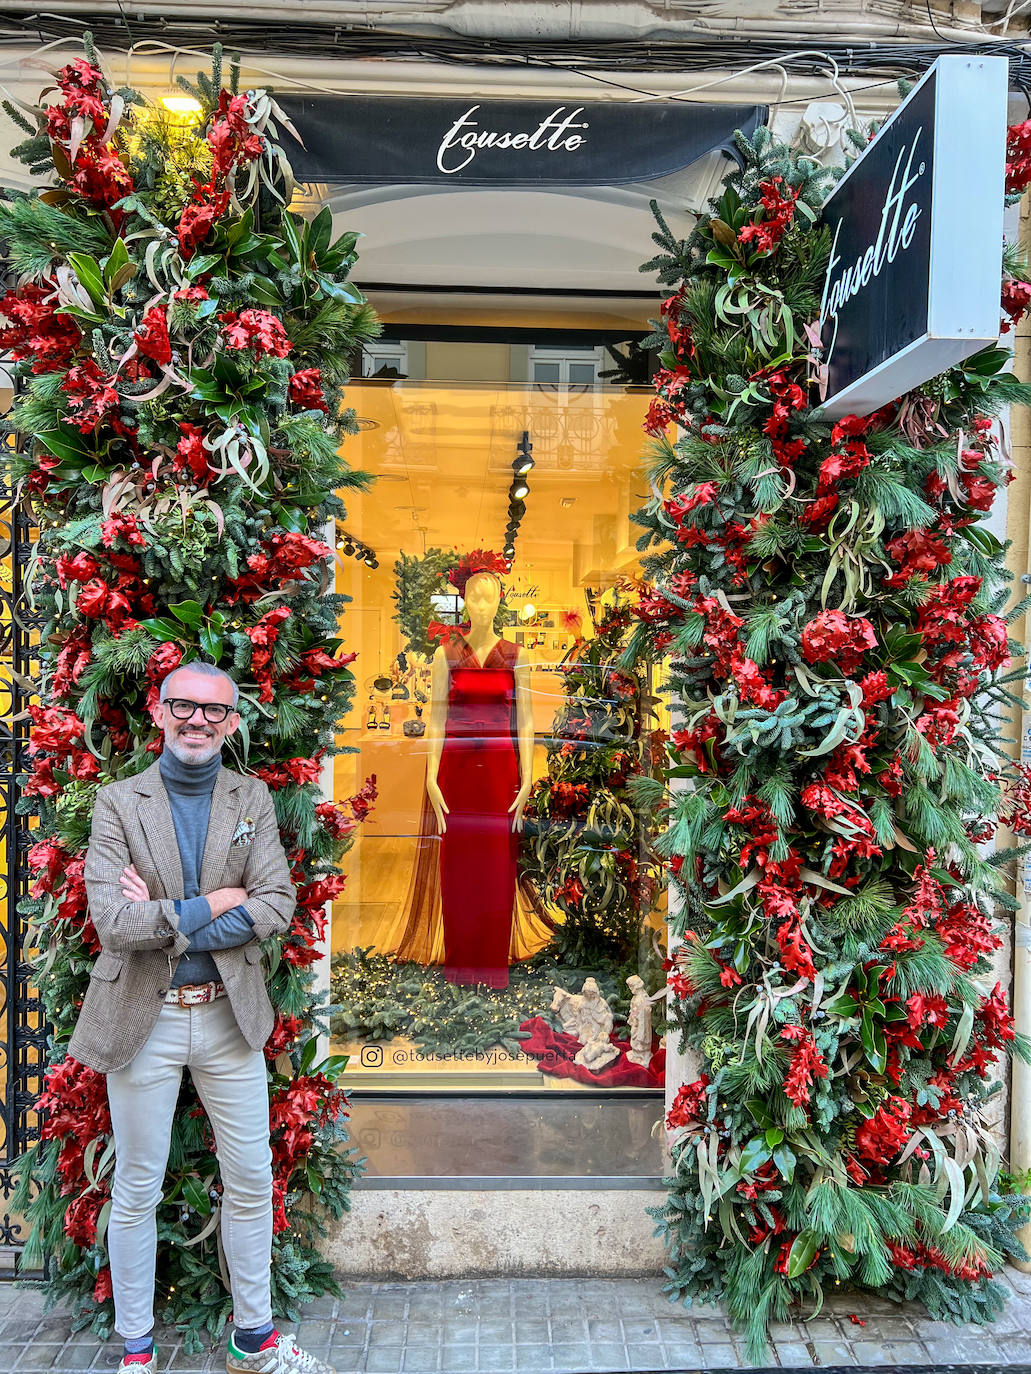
[328,319,669,1091]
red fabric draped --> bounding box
[517,1016,665,1088]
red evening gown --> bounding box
[438,635,520,988]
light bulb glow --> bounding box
[161,94,203,118]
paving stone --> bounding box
[512,1344,553,1370]
[808,1340,855,1365]
[512,1320,550,1344]
[923,1335,1003,1363]
[550,1344,596,1373]
[475,1342,516,1371]
[582,1342,628,1370]
[587,1320,625,1343]
[657,1337,703,1368]
[437,1346,481,1372]
[477,1320,516,1343]
[689,1340,736,1366]
[296,1320,336,1344]
[6,1273,1031,1373]
[771,1339,816,1367]
[441,1321,480,1343]
[621,1319,661,1341]
[401,1344,442,1371]
[624,1341,666,1369]
[364,1346,405,1373]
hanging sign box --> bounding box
[274,94,765,186]
[817,55,1008,419]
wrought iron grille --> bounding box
[0,458,46,1257]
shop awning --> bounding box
[275,95,767,186]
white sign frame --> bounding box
[818,55,1008,419]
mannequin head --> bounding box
[463,570,503,629]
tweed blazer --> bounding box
[69,760,296,1074]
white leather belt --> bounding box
[165,981,226,1006]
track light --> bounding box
[510,479,530,501]
[508,498,526,522]
[513,453,535,476]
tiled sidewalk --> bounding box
[3,1271,1031,1372]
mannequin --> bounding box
[425,560,534,987]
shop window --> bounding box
[332,330,665,1094]
[362,338,409,379]
[528,344,607,390]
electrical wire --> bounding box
[0,15,1029,102]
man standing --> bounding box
[71,661,336,1374]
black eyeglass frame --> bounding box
[163,697,236,723]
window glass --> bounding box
[330,336,666,1092]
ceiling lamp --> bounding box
[510,479,530,501]
[513,452,535,476]
[161,94,204,122]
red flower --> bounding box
[175,422,210,485]
[255,756,322,789]
[1006,120,1031,196]
[93,1266,113,1305]
[61,359,119,433]
[0,283,81,374]
[101,512,145,549]
[315,801,357,841]
[1002,278,1031,333]
[854,1096,912,1165]
[737,177,798,255]
[801,609,877,675]
[27,704,83,756]
[220,309,292,359]
[780,1024,828,1109]
[288,368,328,413]
[265,1013,307,1060]
[55,551,100,587]
[177,199,224,256]
[978,982,1016,1048]
[666,1075,710,1129]
[133,305,172,366]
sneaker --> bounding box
[118,1350,157,1371]
[226,1329,337,1374]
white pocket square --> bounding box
[231,817,256,847]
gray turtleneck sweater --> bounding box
[159,749,254,988]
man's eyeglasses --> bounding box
[164,698,235,724]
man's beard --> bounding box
[165,724,222,764]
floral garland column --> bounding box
[1,44,379,1348]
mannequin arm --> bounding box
[425,646,450,834]
[509,648,535,832]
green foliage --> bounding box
[3,42,378,1344]
[634,120,1029,1355]
[329,947,636,1058]
[520,591,664,968]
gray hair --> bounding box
[160,661,240,708]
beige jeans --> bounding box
[106,996,274,1339]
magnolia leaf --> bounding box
[942,1156,966,1232]
[181,1203,222,1247]
[949,1002,975,1065]
[785,1228,819,1278]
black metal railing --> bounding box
[0,459,46,1259]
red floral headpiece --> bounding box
[447,549,510,597]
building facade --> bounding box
[1,0,1030,1275]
